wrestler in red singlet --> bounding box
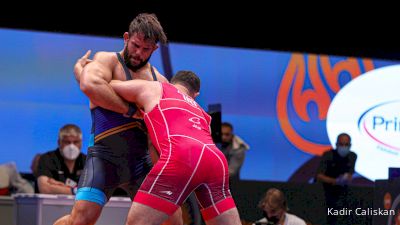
[134,82,236,220]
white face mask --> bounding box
[61,144,80,160]
[337,146,350,157]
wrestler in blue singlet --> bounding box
[75,53,158,205]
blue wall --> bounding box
[0,28,398,181]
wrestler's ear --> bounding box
[123,32,130,43]
[152,44,159,52]
[194,92,200,98]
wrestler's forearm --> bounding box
[83,80,129,113]
[73,64,84,83]
[109,80,142,103]
[73,50,92,83]
[80,66,129,113]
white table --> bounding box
[13,193,132,225]
[0,196,14,225]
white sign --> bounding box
[327,65,400,181]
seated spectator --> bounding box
[37,124,86,195]
[0,162,34,195]
[221,122,250,180]
[253,188,306,225]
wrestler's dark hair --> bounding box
[171,70,201,95]
[129,13,167,44]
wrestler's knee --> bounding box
[163,208,183,225]
[53,215,71,225]
[69,202,102,225]
[126,202,168,225]
[126,211,146,225]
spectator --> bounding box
[221,122,249,180]
[316,132,357,225]
[0,162,34,195]
[30,153,41,178]
[37,124,86,195]
[253,188,306,225]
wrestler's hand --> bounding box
[74,50,93,82]
[132,109,144,119]
[335,174,349,186]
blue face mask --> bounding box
[337,146,350,157]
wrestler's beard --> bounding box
[123,46,151,72]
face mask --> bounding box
[61,144,80,160]
[221,142,230,148]
[337,146,350,157]
[263,211,281,225]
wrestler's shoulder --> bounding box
[92,51,118,67]
[92,51,118,60]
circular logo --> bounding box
[327,65,400,181]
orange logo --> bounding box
[276,53,374,155]
[385,192,392,210]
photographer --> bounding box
[253,188,306,225]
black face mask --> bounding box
[221,142,230,148]
[263,211,281,225]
